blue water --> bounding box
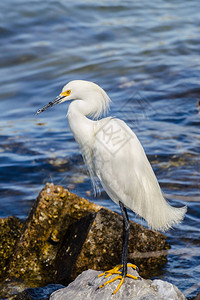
[0,0,199,297]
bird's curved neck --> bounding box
[68,100,91,118]
[67,100,95,147]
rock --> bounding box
[0,183,169,298]
[6,183,100,286]
[56,207,168,284]
[0,280,30,299]
[0,216,24,279]
[50,268,186,300]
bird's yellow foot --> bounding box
[98,264,139,294]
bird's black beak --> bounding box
[35,95,65,115]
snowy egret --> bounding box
[36,80,187,294]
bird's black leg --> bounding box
[119,201,130,277]
[98,201,138,294]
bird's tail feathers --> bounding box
[147,199,187,232]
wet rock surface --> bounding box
[6,183,100,287]
[0,183,171,298]
[0,216,24,279]
[50,268,186,300]
[57,207,168,284]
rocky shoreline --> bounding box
[0,183,197,299]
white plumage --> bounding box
[94,118,186,231]
[36,80,187,232]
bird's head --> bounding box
[35,80,111,118]
[35,81,74,115]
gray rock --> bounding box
[50,267,186,300]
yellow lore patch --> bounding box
[60,90,71,97]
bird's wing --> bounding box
[93,118,186,231]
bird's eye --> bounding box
[61,90,71,97]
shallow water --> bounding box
[0,0,199,297]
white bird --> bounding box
[36,80,187,294]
